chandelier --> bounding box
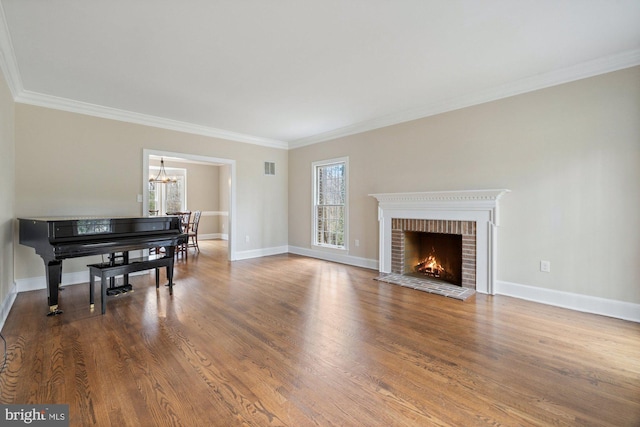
[149,158,177,184]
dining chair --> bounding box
[174,211,191,258]
[188,210,202,253]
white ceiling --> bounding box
[1,1,639,149]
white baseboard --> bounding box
[199,233,227,240]
[495,280,640,323]
[288,246,379,270]
[0,281,17,332]
[235,245,289,260]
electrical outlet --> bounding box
[245,235,250,243]
[355,239,360,247]
[540,260,551,273]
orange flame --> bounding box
[416,253,444,276]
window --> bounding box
[313,157,348,249]
[165,178,186,213]
[148,167,187,215]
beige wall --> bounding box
[0,67,15,319]
[289,67,640,304]
[14,105,288,280]
[187,162,222,236]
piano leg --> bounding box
[89,272,95,309]
[164,245,176,294]
[45,259,64,316]
[122,251,132,291]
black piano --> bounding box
[18,216,187,315]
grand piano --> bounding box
[18,216,187,315]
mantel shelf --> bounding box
[369,189,510,204]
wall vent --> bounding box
[264,161,276,176]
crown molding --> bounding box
[289,49,640,149]
[14,90,289,149]
[0,3,22,98]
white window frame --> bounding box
[312,156,349,251]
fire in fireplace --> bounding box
[416,253,445,278]
[404,231,463,286]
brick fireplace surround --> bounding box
[370,190,509,294]
[392,219,477,289]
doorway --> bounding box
[143,149,237,261]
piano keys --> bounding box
[18,216,187,315]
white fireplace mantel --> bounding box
[370,189,510,294]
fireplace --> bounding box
[391,219,476,288]
[370,190,509,294]
[405,232,462,285]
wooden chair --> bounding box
[173,211,191,258]
[188,210,202,253]
[177,211,191,233]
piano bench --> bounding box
[87,256,176,314]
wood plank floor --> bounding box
[1,240,639,426]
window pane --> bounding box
[148,184,158,214]
[148,166,186,216]
[314,160,346,248]
[166,179,184,213]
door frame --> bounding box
[143,148,237,261]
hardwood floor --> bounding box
[1,240,639,426]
